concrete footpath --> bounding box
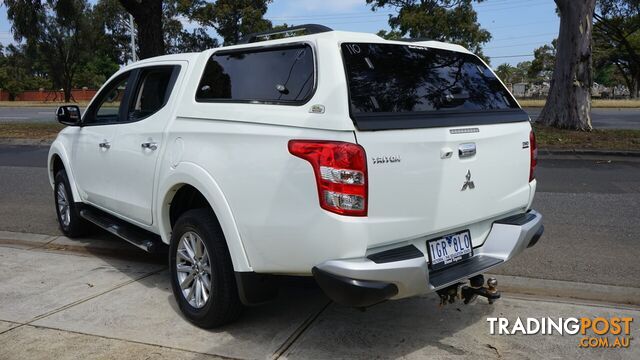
[1,232,639,359]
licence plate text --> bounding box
[427,230,473,270]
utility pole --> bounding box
[129,13,137,63]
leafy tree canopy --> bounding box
[367,0,491,56]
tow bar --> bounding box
[437,275,501,306]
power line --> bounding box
[266,0,550,22]
[267,13,390,21]
[487,20,558,30]
[485,41,551,50]
[490,54,535,59]
[475,0,548,10]
[492,32,557,42]
[475,0,550,12]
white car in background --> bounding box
[48,24,543,328]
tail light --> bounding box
[529,130,537,182]
[288,140,368,216]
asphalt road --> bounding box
[524,107,640,129]
[1,144,639,288]
[0,106,639,129]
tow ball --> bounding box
[461,275,500,304]
[436,275,501,305]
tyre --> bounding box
[54,169,91,237]
[169,208,243,328]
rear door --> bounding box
[341,43,533,247]
[108,64,183,225]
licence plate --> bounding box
[427,230,473,270]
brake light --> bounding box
[529,130,537,182]
[288,140,368,216]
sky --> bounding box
[0,0,560,67]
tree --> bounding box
[93,0,136,64]
[117,0,273,57]
[367,0,491,56]
[495,64,515,84]
[163,0,218,53]
[529,41,557,83]
[190,0,273,46]
[0,44,49,99]
[514,61,533,83]
[538,0,596,131]
[5,0,94,102]
[594,0,640,98]
[117,0,164,59]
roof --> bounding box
[129,28,475,66]
[214,30,473,55]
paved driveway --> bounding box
[0,244,638,359]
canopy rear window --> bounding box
[341,43,526,130]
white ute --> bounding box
[48,24,543,327]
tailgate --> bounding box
[340,41,534,248]
[357,121,532,248]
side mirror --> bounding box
[56,105,82,126]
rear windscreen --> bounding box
[341,43,525,130]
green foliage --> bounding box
[367,0,491,55]
[4,0,96,100]
[494,63,515,84]
[163,0,219,53]
[0,44,48,97]
[74,55,120,88]
[528,41,557,83]
[189,0,273,45]
[594,0,640,97]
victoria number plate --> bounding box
[427,230,473,270]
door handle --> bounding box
[141,142,158,151]
[98,141,111,149]
[458,143,476,158]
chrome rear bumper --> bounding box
[313,210,543,307]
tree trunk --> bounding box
[64,88,72,103]
[118,0,164,59]
[538,0,596,130]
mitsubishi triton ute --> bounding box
[48,24,544,328]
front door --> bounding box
[71,72,132,211]
[109,64,183,225]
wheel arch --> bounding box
[157,163,252,272]
[48,142,82,202]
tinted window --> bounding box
[85,73,129,125]
[342,43,518,114]
[129,66,175,121]
[196,44,314,103]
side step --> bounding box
[79,207,161,253]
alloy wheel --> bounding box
[176,231,212,308]
[56,182,71,227]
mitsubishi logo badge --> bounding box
[461,170,475,191]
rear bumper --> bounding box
[313,210,543,307]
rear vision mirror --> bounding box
[56,105,81,126]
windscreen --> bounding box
[341,43,519,115]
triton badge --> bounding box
[461,170,475,191]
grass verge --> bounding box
[533,124,640,151]
[0,100,90,107]
[0,123,65,142]
[519,99,640,108]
